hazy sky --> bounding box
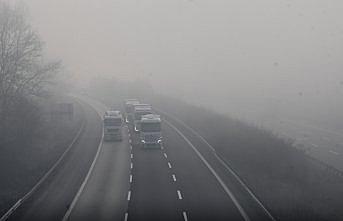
[20,0,343,118]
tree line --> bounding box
[0,1,60,145]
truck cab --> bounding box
[104,110,121,117]
[133,104,153,132]
[140,114,162,148]
[103,111,123,141]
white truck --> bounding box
[133,104,153,132]
[140,114,162,148]
[124,99,139,124]
[103,111,123,141]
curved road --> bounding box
[68,98,271,221]
[7,99,103,221]
[5,97,274,221]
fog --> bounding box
[23,0,343,128]
[3,1,343,219]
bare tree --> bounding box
[0,1,60,116]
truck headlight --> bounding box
[141,140,146,144]
[157,139,162,144]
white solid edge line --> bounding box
[127,191,131,201]
[0,104,86,221]
[164,120,250,221]
[124,212,128,221]
[177,190,183,200]
[168,162,172,169]
[161,110,276,221]
[155,108,216,152]
[183,211,188,221]
[172,174,177,182]
[62,119,105,221]
[214,154,275,221]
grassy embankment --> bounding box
[152,95,343,221]
[0,95,84,216]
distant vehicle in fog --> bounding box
[104,110,121,117]
[103,111,123,141]
[140,114,162,148]
[133,104,153,132]
[123,99,140,124]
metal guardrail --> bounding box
[306,153,343,178]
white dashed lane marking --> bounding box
[172,174,177,182]
[124,212,128,221]
[127,191,131,201]
[177,190,183,200]
[130,163,133,169]
[183,212,188,221]
[164,153,168,158]
[168,162,172,169]
[129,174,133,183]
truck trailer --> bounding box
[103,111,123,141]
[133,104,153,132]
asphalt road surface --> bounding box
[67,98,272,221]
[5,97,274,221]
[7,99,102,221]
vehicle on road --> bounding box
[140,114,162,148]
[124,99,140,124]
[104,110,121,117]
[133,104,153,132]
[103,111,123,141]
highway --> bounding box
[64,98,130,221]
[3,97,274,221]
[6,99,103,221]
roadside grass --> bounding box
[0,95,84,216]
[151,95,343,221]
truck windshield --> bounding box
[141,123,161,132]
[135,111,152,120]
[104,118,122,126]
